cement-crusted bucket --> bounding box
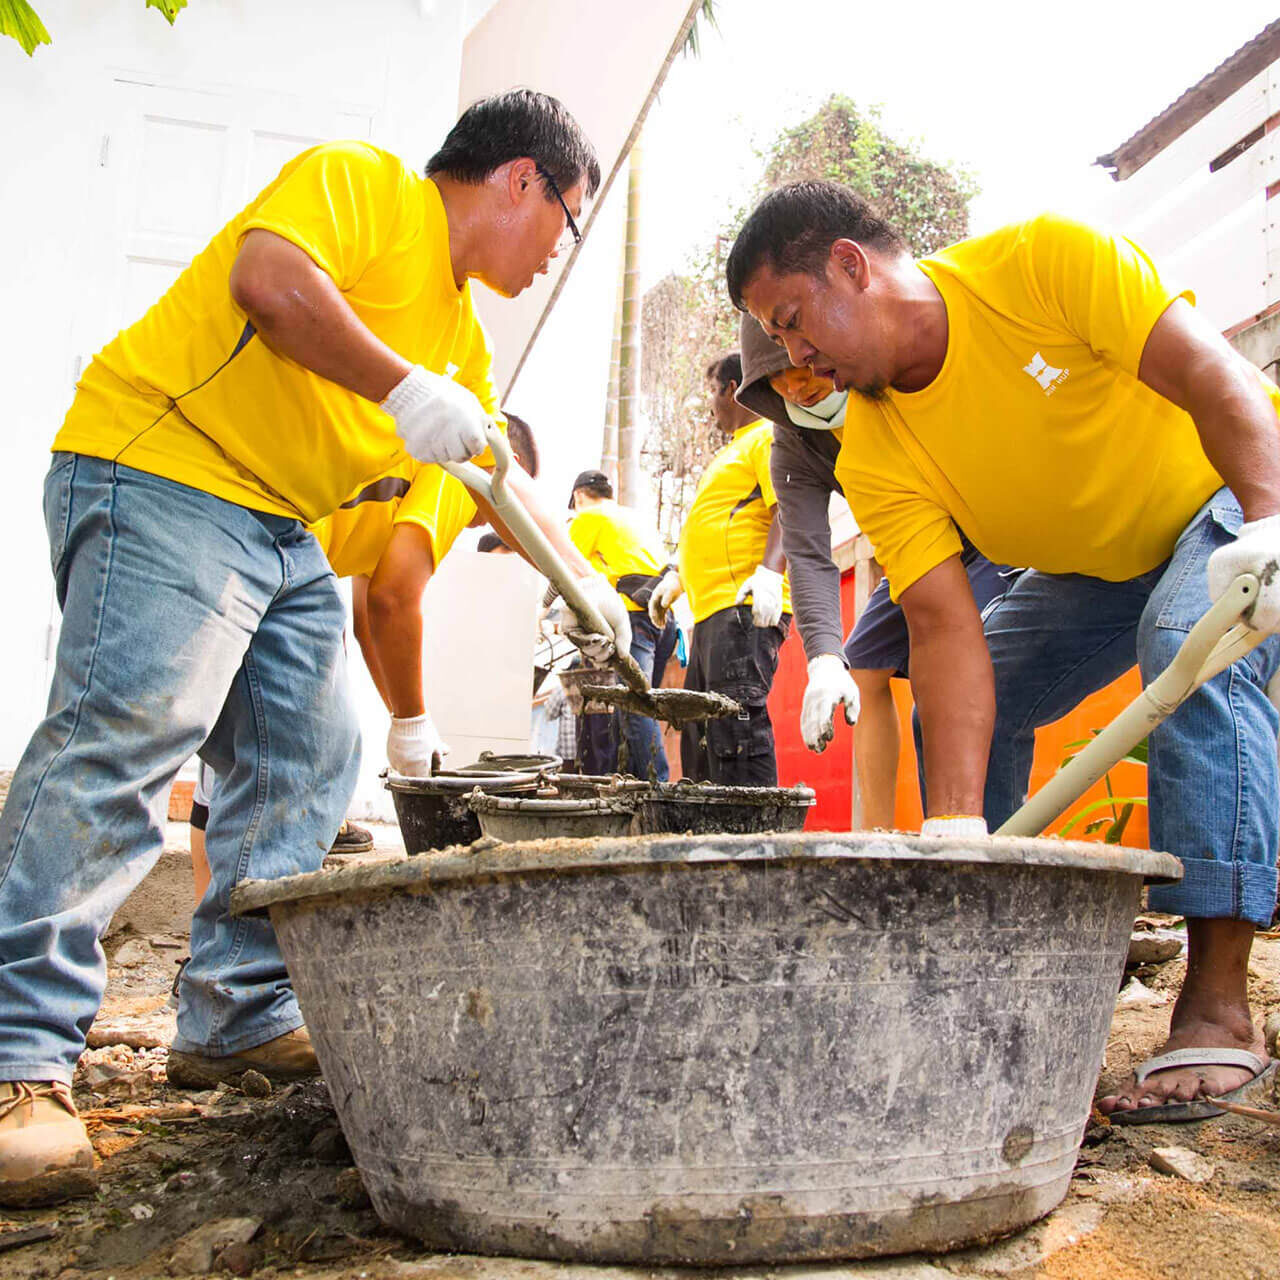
[233,831,1180,1266]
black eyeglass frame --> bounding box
[536,166,582,248]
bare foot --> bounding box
[1098,917,1266,1116]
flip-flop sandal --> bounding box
[1107,1047,1277,1125]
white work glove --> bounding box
[735,564,785,628]
[381,365,488,465]
[920,816,989,840]
[800,654,860,753]
[648,570,683,628]
[387,711,449,777]
[1207,513,1280,633]
[566,574,633,666]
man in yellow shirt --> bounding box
[650,354,791,785]
[0,91,634,1205]
[729,182,1280,1124]
[568,470,675,779]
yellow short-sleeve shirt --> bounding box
[568,499,667,613]
[54,142,501,523]
[310,463,477,579]
[677,419,792,623]
[835,213,1280,600]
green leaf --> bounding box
[145,0,187,24]
[1105,803,1135,844]
[0,0,51,55]
[1058,796,1148,838]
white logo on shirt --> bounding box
[1023,351,1068,395]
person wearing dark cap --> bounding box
[736,313,1012,828]
[566,470,675,778]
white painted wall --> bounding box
[1088,61,1280,332]
[0,0,471,785]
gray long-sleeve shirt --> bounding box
[769,425,846,663]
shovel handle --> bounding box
[997,574,1265,839]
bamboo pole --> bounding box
[617,136,643,505]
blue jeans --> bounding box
[981,487,1280,925]
[0,455,359,1084]
[614,612,670,782]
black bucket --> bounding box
[634,781,816,835]
[385,771,539,854]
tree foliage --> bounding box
[2,0,185,55]
[641,94,978,541]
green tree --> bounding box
[2,0,185,56]
[641,93,979,539]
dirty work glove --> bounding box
[920,815,989,840]
[387,711,449,777]
[1207,513,1280,633]
[648,570,683,628]
[735,565,785,628]
[801,654,860,753]
[381,365,488,465]
[566,574,633,665]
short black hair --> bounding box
[503,411,539,478]
[571,469,613,503]
[705,352,743,392]
[427,89,601,201]
[726,181,907,310]
[477,531,510,553]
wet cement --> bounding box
[580,684,741,727]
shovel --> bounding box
[442,424,740,726]
[998,573,1266,837]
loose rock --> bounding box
[112,938,153,967]
[1264,1010,1280,1057]
[335,1167,371,1210]
[217,1240,262,1276]
[1125,930,1182,966]
[166,1217,261,1276]
[238,1069,272,1098]
[1150,1145,1215,1184]
[308,1124,351,1164]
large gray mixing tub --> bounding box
[233,832,1180,1266]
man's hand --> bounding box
[648,570,683,628]
[735,565,785,627]
[800,654,860,752]
[566,574,633,665]
[1208,514,1280,632]
[387,711,449,776]
[381,366,488,464]
[920,815,989,839]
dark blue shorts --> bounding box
[843,548,1016,678]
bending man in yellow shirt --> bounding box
[0,91,630,1206]
[650,353,791,786]
[730,182,1280,1125]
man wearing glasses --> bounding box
[0,89,630,1206]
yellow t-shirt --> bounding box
[677,419,792,624]
[54,141,501,523]
[568,499,666,613]
[835,212,1280,601]
[310,462,477,579]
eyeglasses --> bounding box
[537,166,582,253]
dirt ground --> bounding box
[5,824,1280,1280]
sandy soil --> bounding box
[5,829,1280,1280]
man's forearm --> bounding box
[366,594,426,718]
[230,229,410,403]
[762,510,787,574]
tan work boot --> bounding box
[166,1027,320,1089]
[0,1081,98,1207]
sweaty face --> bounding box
[769,365,836,408]
[486,174,586,298]
[742,258,890,401]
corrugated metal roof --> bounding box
[1096,19,1280,181]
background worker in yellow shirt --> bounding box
[729,182,1280,1126]
[650,353,791,785]
[0,91,632,1206]
[568,469,676,779]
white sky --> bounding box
[638,0,1279,289]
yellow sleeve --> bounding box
[241,142,409,291]
[569,511,600,561]
[1019,213,1194,377]
[392,466,477,567]
[752,426,779,508]
[836,415,962,602]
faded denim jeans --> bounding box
[0,455,359,1084]
[982,487,1280,925]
